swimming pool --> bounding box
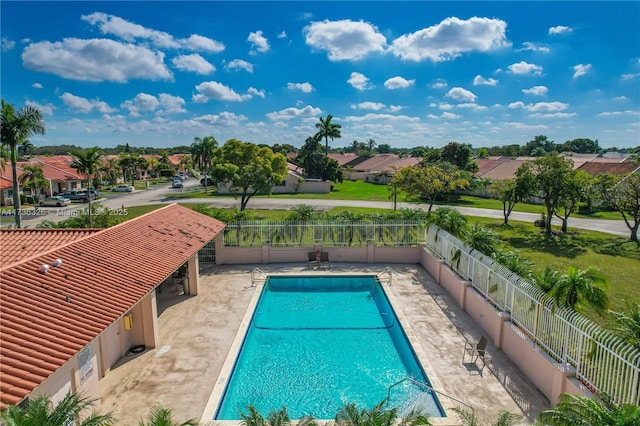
[214,275,445,420]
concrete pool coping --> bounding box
[100,263,550,425]
[200,272,458,424]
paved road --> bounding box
[8,179,631,237]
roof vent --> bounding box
[52,258,63,268]
[38,264,50,274]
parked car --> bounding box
[200,177,214,186]
[111,185,135,192]
[61,190,94,203]
[39,196,71,207]
[171,179,183,189]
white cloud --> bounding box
[507,61,543,75]
[530,112,576,118]
[158,93,186,114]
[442,112,460,119]
[248,87,266,98]
[303,19,386,61]
[121,93,160,117]
[225,59,253,73]
[248,30,270,54]
[347,72,373,90]
[345,113,419,123]
[597,110,640,117]
[473,75,498,86]
[388,105,404,112]
[1,37,15,52]
[431,79,448,89]
[32,83,43,89]
[22,38,172,82]
[351,102,385,111]
[613,96,627,101]
[548,25,573,35]
[172,54,215,74]
[25,100,54,115]
[287,82,314,93]
[522,86,548,96]
[266,105,322,121]
[446,87,477,102]
[622,73,640,80]
[573,64,592,79]
[277,31,287,39]
[389,16,510,62]
[384,76,415,89]
[181,34,224,53]
[61,92,115,113]
[508,101,569,112]
[81,12,224,52]
[193,81,252,102]
[194,111,248,127]
[518,42,550,53]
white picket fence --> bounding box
[424,225,640,405]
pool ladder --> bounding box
[377,267,393,286]
[387,376,474,417]
[246,268,268,288]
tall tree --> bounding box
[17,138,34,158]
[210,139,288,210]
[191,136,218,193]
[554,169,591,233]
[297,136,343,182]
[314,114,342,155]
[0,392,115,426]
[391,163,469,212]
[70,147,103,228]
[596,173,640,242]
[439,141,478,172]
[1,99,45,228]
[487,178,526,225]
[18,163,48,200]
[515,154,575,235]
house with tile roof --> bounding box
[0,204,225,409]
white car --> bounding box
[39,196,71,207]
[111,185,135,192]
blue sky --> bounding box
[2,1,639,150]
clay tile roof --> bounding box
[0,229,100,267]
[385,156,422,171]
[577,162,640,176]
[0,204,225,407]
[351,154,400,172]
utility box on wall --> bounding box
[123,314,133,330]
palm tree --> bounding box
[550,266,609,314]
[465,223,500,256]
[492,249,533,277]
[426,207,468,239]
[529,266,561,295]
[0,392,115,425]
[17,138,34,158]
[137,405,197,426]
[334,400,431,426]
[18,163,48,201]
[608,302,640,351]
[191,136,218,193]
[314,114,342,156]
[70,147,102,228]
[451,407,520,426]
[239,405,317,426]
[1,99,45,228]
[537,392,640,425]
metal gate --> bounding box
[198,239,216,264]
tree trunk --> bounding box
[10,147,21,228]
[545,205,553,235]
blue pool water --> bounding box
[215,275,444,420]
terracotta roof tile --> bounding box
[0,229,99,267]
[0,204,225,407]
[577,162,640,176]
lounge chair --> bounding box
[319,251,330,269]
[462,335,487,373]
[308,251,318,268]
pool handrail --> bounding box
[377,267,393,286]
[248,268,268,288]
[386,376,474,416]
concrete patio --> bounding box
[99,263,550,425]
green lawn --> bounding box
[167,181,624,220]
[467,216,640,320]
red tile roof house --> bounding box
[0,204,225,410]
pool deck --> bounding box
[99,263,550,425]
